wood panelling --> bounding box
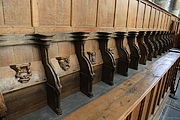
[143,5,151,28]
[127,0,138,28]
[149,7,156,28]
[114,0,129,28]
[154,10,160,29]
[38,0,71,26]
[72,0,97,27]
[97,0,116,27]
[136,1,145,28]
[0,0,4,25]
[3,0,31,26]
[158,11,163,29]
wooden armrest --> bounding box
[0,92,7,117]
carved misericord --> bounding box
[56,57,70,71]
[10,63,32,83]
[87,51,96,65]
[108,48,114,56]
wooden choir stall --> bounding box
[0,0,180,120]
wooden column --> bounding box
[29,34,62,115]
[115,32,130,76]
[151,31,159,58]
[144,31,155,61]
[71,32,95,97]
[127,31,140,70]
[137,31,149,65]
[96,32,116,85]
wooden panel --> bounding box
[160,13,165,29]
[141,92,151,120]
[149,7,155,28]
[127,0,138,28]
[136,2,145,28]
[154,10,160,29]
[143,5,151,28]
[158,11,163,29]
[3,0,31,26]
[38,0,71,26]
[72,0,97,26]
[131,103,141,120]
[0,0,4,25]
[114,0,129,28]
[97,0,116,27]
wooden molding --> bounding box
[115,32,130,76]
[70,32,95,97]
[137,31,149,65]
[144,31,155,61]
[96,32,116,85]
[127,31,140,70]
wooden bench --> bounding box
[62,52,180,120]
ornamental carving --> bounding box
[56,57,70,71]
[87,51,96,65]
[108,48,114,55]
[10,63,32,83]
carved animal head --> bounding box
[10,63,32,83]
[56,57,70,71]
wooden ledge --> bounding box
[62,52,180,120]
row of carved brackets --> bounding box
[0,30,175,116]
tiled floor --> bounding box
[156,71,180,120]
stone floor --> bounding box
[156,71,180,120]
[17,53,176,120]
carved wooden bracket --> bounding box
[70,32,94,97]
[137,31,149,65]
[96,32,115,85]
[162,31,168,52]
[156,31,164,55]
[144,31,155,61]
[10,63,32,83]
[151,31,159,58]
[127,31,140,70]
[160,31,166,53]
[115,32,130,76]
[0,92,7,119]
[87,51,96,65]
[164,31,170,51]
[27,34,62,115]
[56,57,70,71]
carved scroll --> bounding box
[144,31,155,61]
[56,57,70,71]
[28,34,62,115]
[0,92,7,119]
[160,31,166,53]
[71,32,94,97]
[115,32,130,76]
[137,31,149,65]
[87,51,96,65]
[161,31,168,52]
[10,63,32,83]
[151,31,159,58]
[127,31,140,70]
[156,31,164,55]
[96,32,115,85]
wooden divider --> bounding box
[62,52,180,120]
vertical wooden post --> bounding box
[137,31,149,65]
[144,31,154,61]
[71,32,95,97]
[29,34,62,115]
[127,31,140,70]
[115,32,130,76]
[96,32,116,85]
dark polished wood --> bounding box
[115,32,130,76]
[137,31,149,65]
[144,31,154,61]
[127,31,140,70]
[29,34,62,115]
[151,31,159,58]
[0,92,7,120]
[96,32,116,85]
[157,31,164,55]
[71,32,95,98]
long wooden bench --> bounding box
[62,52,180,120]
